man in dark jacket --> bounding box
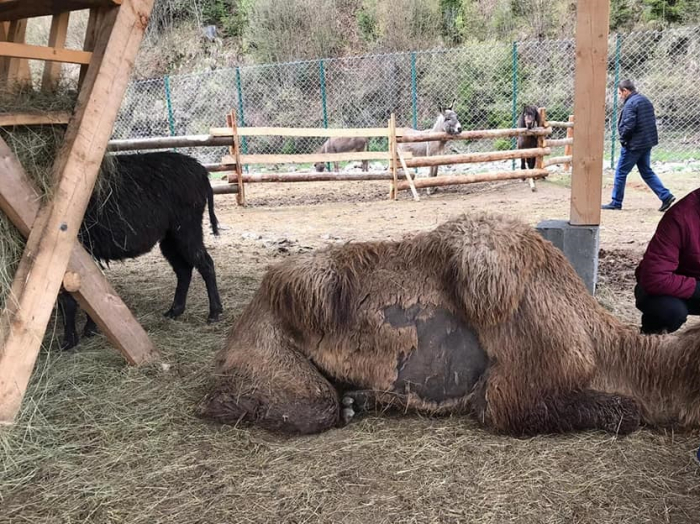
[602,79,675,212]
[635,188,700,333]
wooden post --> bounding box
[42,12,71,92]
[4,18,30,89]
[388,113,398,200]
[396,148,419,201]
[226,109,245,206]
[530,107,547,192]
[564,115,574,171]
[0,0,156,424]
[570,0,610,226]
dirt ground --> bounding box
[2,168,700,524]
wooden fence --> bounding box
[106,108,574,206]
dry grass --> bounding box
[2,168,700,523]
[1,196,700,523]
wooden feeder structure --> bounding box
[0,0,158,424]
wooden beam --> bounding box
[403,147,551,169]
[226,109,245,206]
[0,0,155,424]
[0,136,158,364]
[564,115,574,171]
[0,41,92,64]
[42,12,71,91]
[108,134,232,151]
[210,126,392,138]
[240,171,396,182]
[0,0,121,22]
[545,138,574,147]
[224,151,397,165]
[544,155,573,168]
[570,0,610,226]
[211,183,238,195]
[0,111,71,127]
[395,169,549,191]
[79,7,104,87]
[396,127,551,143]
[4,18,31,89]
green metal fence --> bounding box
[114,27,700,172]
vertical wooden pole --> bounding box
[42,12,71,92]
[564,115,574,171]
[79,8,106,89]
[4,19,31,89]
[226,110,245,206]
[0,0,156,424]
[529,107,547,192]
[388,113,398,200]
[570,0,610,226]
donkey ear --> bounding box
[450,98,456,110]
[439,104,444,114]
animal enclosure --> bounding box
[108,107,575,206]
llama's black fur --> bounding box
[59,152,223,349]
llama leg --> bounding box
[83,315,99,338]
[58,291,80,350]
[160,236,194,319]
[198,308,339,434]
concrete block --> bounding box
[536,219,600,295]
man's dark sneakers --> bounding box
[602,202,622,210]
[659,196,676,212]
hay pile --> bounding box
[0,87,123,312]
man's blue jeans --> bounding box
[610,146,671,207]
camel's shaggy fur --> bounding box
[198,213,700,436]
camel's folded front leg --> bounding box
[198,307,340,434]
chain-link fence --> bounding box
[113,26,700,170]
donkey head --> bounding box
[437,99,462,136]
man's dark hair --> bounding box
[619,79,637,92]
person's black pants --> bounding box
[635,284,700,334]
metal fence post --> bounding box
[511,41,518,170]
[610,33,622,169]
[411,52,418,129]
[163,75,176,138]
[319,59,330,170]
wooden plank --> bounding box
[570,0,610,226]
[548,120,575,128]
[210,126,392,138]
[0,111,72,126]
[226,151,397,165]
[42,12,71,91]
[544,155,573,168]
[108,134,232,151]
[226,109,245,206]
[396,146,419,201]
[396,127,551,143]
[0,0,155,424]
[564,115,574,171]
[388,113,397,200]
[545,138,574,147]
[79,7,103,87]
[0,0,121,22]
[240,172,395,182]
[403,147,551,169]
[0,41,92,64]
[396,169,549,191]
[4,19,30,89]
[0,136,157,365]
[211,183,238,195]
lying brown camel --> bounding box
[198,213,699,436]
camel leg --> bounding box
[474,362,641,436]
[198,310,340,434]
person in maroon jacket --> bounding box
[635,188,700,333]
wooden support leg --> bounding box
[42,12,71,92]
[0,0,156,424]
[0,136,158,364]
[564,115,574,172]
[388,114,397,200]
[4,19,31,90]
[532,107,548,193]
